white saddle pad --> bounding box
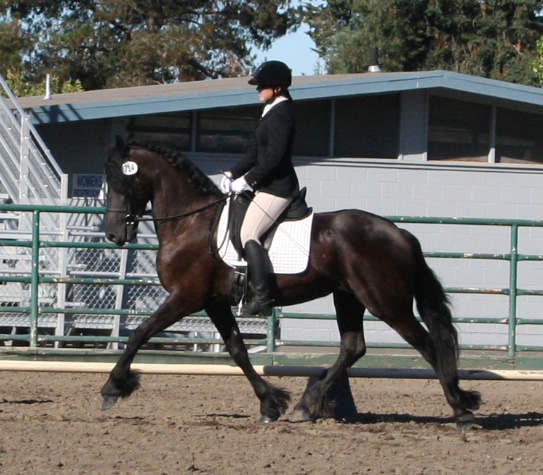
[216,198,313,274]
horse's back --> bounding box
[313,208,407,245]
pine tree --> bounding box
[0,0,298,91]
[303,0,543,85]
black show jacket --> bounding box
[230,99,299,198]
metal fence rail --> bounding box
[0,204,543,368]
[0,203,270,352]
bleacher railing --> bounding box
[0,74,63,206]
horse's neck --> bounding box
[150,177,214,226]
[152,175,194,213]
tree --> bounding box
[4,71,84,97]
[302,0,543,86]
[533,35,543,84]
[0,0,298,91]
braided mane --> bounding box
[105,139,222,198]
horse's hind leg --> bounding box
[205,300,290,423]
[384,313,480,429]
[404,230,481,427]
[289,291,366,422]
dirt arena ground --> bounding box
[0,371,542,474]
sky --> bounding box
[254,24,321,76]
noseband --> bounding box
[104,208,140,226]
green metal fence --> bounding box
[1,203,543,368]
[278,216,543,360]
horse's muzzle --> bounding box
[106,232,125,246]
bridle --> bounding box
[105,169,230,226]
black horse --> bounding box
[100,137,481,428]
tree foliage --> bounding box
[303,0,543,85]
[533,35,543,84]
[0,0,297,92]
[4,71,84,97]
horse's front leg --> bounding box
[205,301,290,423]
[101,294,185,410]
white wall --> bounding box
[198,153,543,349]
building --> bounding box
[13,70,543,347]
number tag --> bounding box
[122,161,138,176]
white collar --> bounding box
[261,95,289,117]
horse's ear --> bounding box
[115,135,125,151]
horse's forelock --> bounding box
[105,141,133,195]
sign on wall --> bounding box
[72,174,106,198]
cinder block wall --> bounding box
[198,154,543,348]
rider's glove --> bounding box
[219,172,233,193]
[231,176,252,194]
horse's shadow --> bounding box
[348,411,543,430]
[1,398,54,405]
[196,411,543,430]
[307,374,543,431]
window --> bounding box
[334,94,399,158]
[293,100,331,156]
[428,96,490,162]
[197,105,260,153]
[496,108,543,164]
[130,112,191,151]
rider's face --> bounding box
[257,86,280,102]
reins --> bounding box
[106,195,230,226]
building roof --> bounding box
[14,70,543,125]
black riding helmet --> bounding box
[248,61,292,89]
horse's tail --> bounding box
[404,229,482,413]
[402,230,459,361]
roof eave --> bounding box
[26,70,543,125]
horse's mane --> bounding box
[105,139,222,198]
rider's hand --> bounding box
[231,176,252,194]
[219,172,233,193]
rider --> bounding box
[220,60,300,317]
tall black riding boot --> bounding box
[241,240,274,317]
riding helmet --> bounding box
[248,61,292,89]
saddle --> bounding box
[228,188,312,258]
[213,189,314,280]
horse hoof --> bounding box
[287,408,311,423]
[101,395,119,411]
[456,412,478,430]
[258,415,277,424]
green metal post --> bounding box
[29,210,40,347]
[508,224,518,359]
[266,309,277,353]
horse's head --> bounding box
[104,137,224,246]
[104,136,150,246]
